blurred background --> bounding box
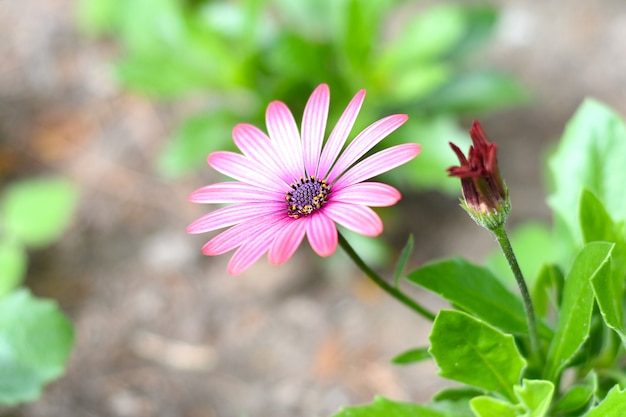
[1,0,625,416]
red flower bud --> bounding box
[447,121,510,230]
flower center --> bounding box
[285,176,330,219]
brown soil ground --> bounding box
[1,0,625,416]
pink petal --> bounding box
[317,89,365,179]
[208,151,287,192]
[306,212,338,257]
[268,218,307,265]
[266,101,304,182]
[331,182,401,207]
[187,202,285,234]
[202,215,285,255]
[302,84,330,177]
[232,123,294,185]
[333,143,420,190]
[190,182,284,204]
[327,114,408,183]
[324,203,383,236]
[227,219,290,275]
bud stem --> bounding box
[493,225,539,354]
[338,232,435,322]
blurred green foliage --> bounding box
[78,0,527,189]
[0,178,77,405]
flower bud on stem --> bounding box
[448,121,539,354]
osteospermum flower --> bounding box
[187,84,420,275]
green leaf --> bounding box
[578,189,626,346]
[470,396,522,417]
[514,379,554,417]
[531,264,563,319]
[429,310,526,402]
[157,110,240,177]
[332,396,447,417]
[1,178,78,248]
[547,99,626,262]
[0,240,27,298]
[447,6,498,57]
[429,399,474,417]
[77,0,120,35]
[340,0,376,73]
[551,372,597,415]
[391,347,430,365]
[393,234,413,288]
[469,380,553,417]
[579,189,622,244]
[543,242,614,381]
[485,222,554,289]
[420,71,528,114]
[407,257,548,338]
[579,189,626,279]
[591,254,626,346]
[384,63,452,103]
[380,4,466,68]
[433,387,484,402]
[0,289,74,405]
[586,386,626,417]
[266,32,334,81]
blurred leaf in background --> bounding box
[78,0,528,184]
[0,290,74,405]
[0,177,78,405]
[1,178,78,248]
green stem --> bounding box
[493,225,539,354]
[338,232,435,321]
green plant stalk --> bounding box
[493,224,539,354]
[338,232,435,321]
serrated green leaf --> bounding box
[1,178,78,248]
[514,379,554,417]
[543,242,614,381]
[393,234,413,288]
[429,310,526,402]
[586,386,626,417]
[0,289,74,405]
[578,189,626,346]
[391,347,430,365]
[332,395,447,417]
[0,240,27,298]
[591,255,626,346]
[469,396,522,417]
[547,99,626,263]
[407,257,550,338]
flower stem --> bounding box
[337,232,435,321]
[493,225,539,353]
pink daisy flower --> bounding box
[187,84,420,275]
